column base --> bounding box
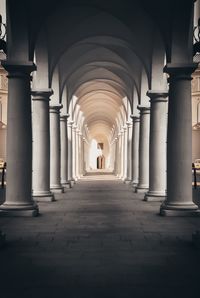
[135,185,149,193]
[0,202,39,217]
[131,182,138,192]
[33,191,55,202]
[62,182,72,189]
[0,231,6,247]
[50,185,64,193]
[71,178,78,184]
[144,191,166,202]
[131,181,138,187]
[124,179,132,184]
[160,201,199,217]
[70,180,75,187]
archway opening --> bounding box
[97,155,105,169]
[88,137,111,171]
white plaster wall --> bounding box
[0,95,7,124]
[0,128,6,161]
[192,130,200,162]
[0,0,6,23]
[88,137,110,170]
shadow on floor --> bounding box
[0,180,200,298]
[193,186,200,207]
[85,170,114,176]
[0,188,5,204]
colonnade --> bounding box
[0,60,198,222]
[114,63,199,216]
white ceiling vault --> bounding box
[7,0,193,142]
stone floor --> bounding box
[0,173,200,298]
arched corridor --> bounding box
[1,0,199,216]
[0,174,200,297]
[1,0,200,296]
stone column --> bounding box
[114,137,119,174]
[123,126,128,180]
[120,129,124,178]
[117,134,120,176]
[124,122,132,183]
[60,114,71,189]
[160,63,199,216]
[131,116,140,189]
[72,124,78,181]
[113,138,117,174]
[117,136,121,177]
[77,130,81,177]
[50,104,64,193]
[144,91,168,202]
[111,139,116,172]
[77,130,82,177]
[79,133,84,176]
[67,120,75,186]
[82,137,87,175]
[84,138,90,174]
[0,61,38,216]
[32,89,54,202]
[136,106,150,193]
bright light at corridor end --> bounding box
[88,139,112,170]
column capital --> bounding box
[137,105,150,114]
[68,120,74,127]
[163,63,198,81]
[126,121,132,128]
[60,114,70,121]
[2,60,36,77]
[50,104,63,113]
[32,88,53,101]
[123,125,127,131]
[83,137,89,144]
[72,124,77,131]
[130,114,140,122]
[147,90,168,103]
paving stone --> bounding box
[0,174,200,298]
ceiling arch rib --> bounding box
[68,68,128,101]
[74,91,127,141]
[57,43,141,85]
[78,92,122,109]
[34,2,163,145]
[56,41,142,101]
[72,79,127,103]
[76,83,123,101]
